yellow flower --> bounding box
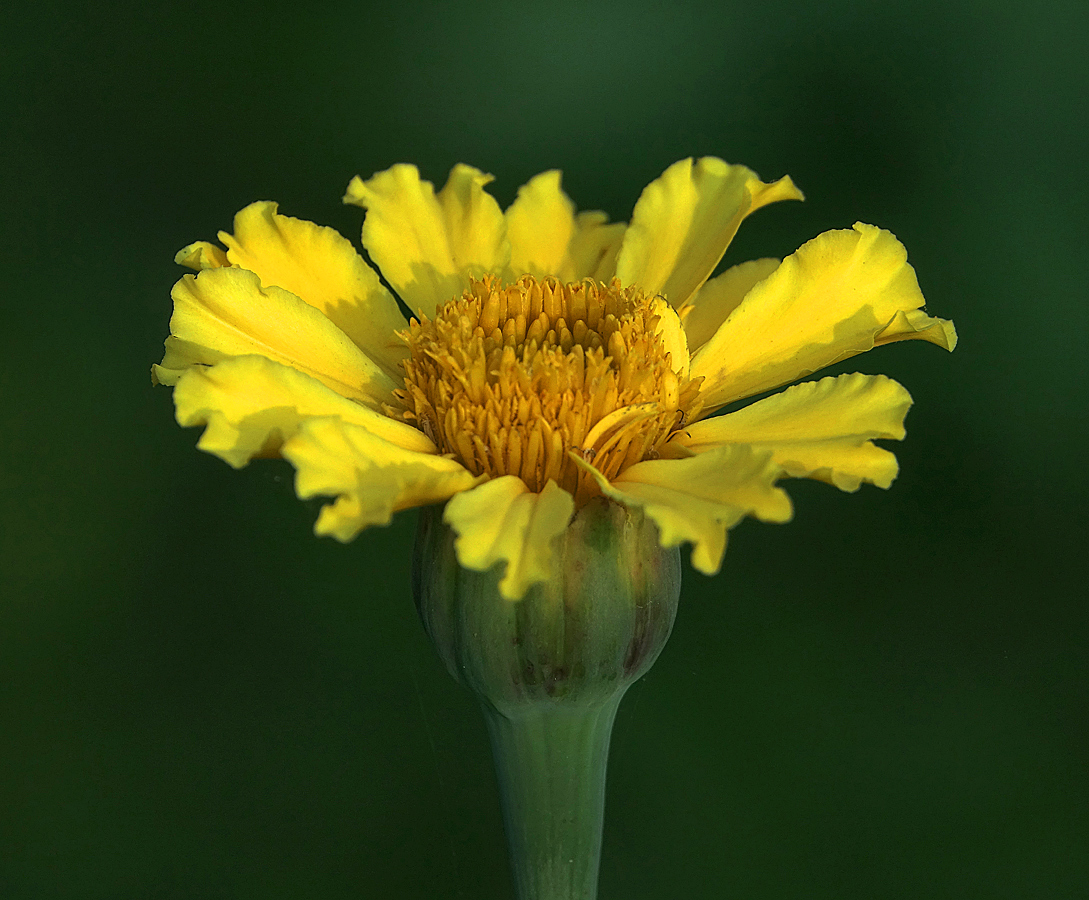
[153,157,956,599]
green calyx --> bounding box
[412,496,681,710]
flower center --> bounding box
[395,274,702,503]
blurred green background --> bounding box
[2,0,1086,897]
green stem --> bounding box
[484,695,624,900]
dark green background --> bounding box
[2,1,1086,897]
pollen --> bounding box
[394,275,703,503]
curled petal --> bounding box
[344,163,510,318]
[175,241,229,270]
[217,202,408,376]
[875,307,959,350]
[283,418,479,541]
[649,296,691,379]
[153,267,398,408]
[171,355,435,469]
[675,373,912,491]
[443,477,575,600]
[616,156,802,308]
[151,337,222,387]
[691,223,957,410]
[576,446,792,576]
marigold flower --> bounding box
[153,157,955,599]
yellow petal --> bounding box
[344,163,510,318]
[175,241,229,270]
[504,170,627,283]
[443,477,575,600]
[216,202,408,377]
[875,307,959,350]
[438,164,512,274]
[157,266,398,407]
[151,339,215,386]
[615,157,802,308]
[282,418,479,541]
[679,258,780,352]
[505,170,576,278]
[576,447,791,575]
[691,223,957,410]
[564,211,626,281]
[171,355,435,469]
[650,296,690,379]
[675,373,912,491]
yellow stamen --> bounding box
[395,274,703,504]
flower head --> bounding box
[154,157,955,599]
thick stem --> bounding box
[484,696,623,900]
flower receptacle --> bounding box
[412,497,681,710]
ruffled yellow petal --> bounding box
[175,241,229,270]
[679,258,780,352]
[215,202,408,377]
[675,373,911,491]
[150,339,214,387]
[504,170,627,283]
[505,170,576,278]
[443,477,575,600]
[565,211,626,281]
[576,447,791,575]
[615,157,802,308]
[282,418,479,541]
[171,355,435,469]
[153,266,398,408]
[343,163,510,318]
[437,165,512,278]
[691,223,957,410]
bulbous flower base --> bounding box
[413,498,681,900]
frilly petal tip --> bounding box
[940,318,959,351]
[342,174,367,207]
[314,506,368,543]
[756,487,794,524]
